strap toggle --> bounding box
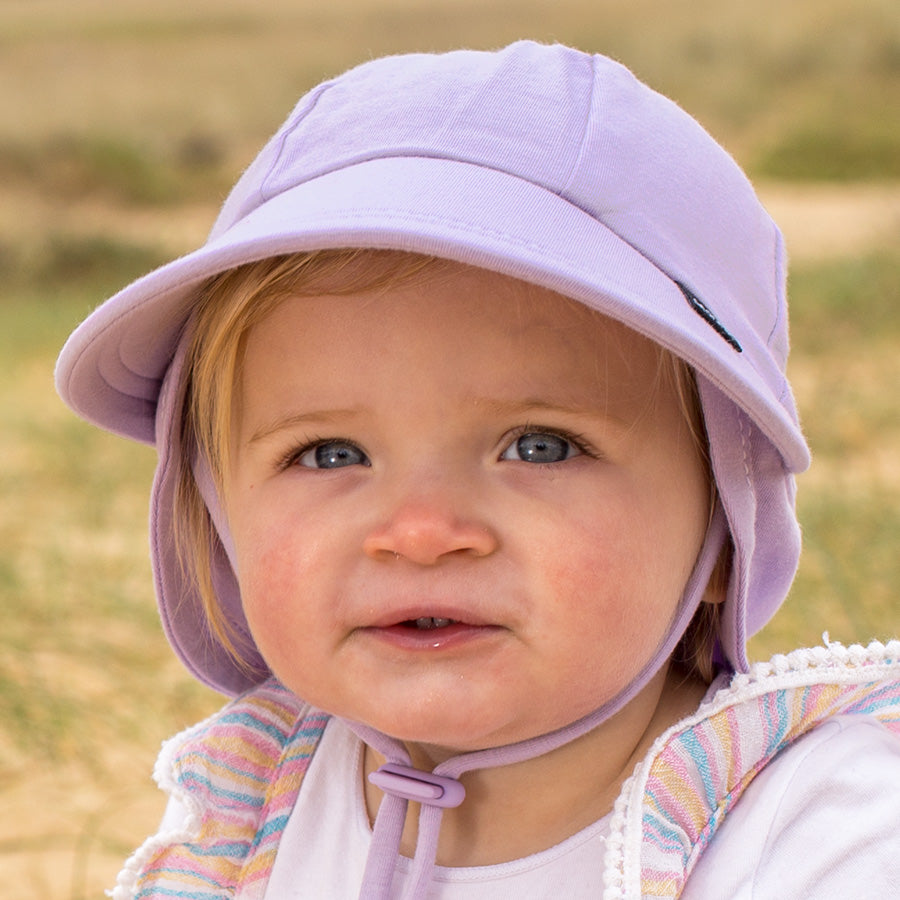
[369,763,466,808]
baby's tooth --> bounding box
[414,617,453,629]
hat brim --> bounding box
[56,155,809,473]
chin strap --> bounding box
[344,506,729,900]
[357,747,467,899]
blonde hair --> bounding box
[174,248,726,681]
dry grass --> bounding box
[1,1,898,897]
[3,0,899,162]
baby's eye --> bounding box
[295,440,370,469]
[500,432,581,464]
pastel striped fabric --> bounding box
[617,642,900,899]
[128,680,329,900]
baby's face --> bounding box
[225,260,710,753]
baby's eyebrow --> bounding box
[469,396,628,427]
[248,408,363,444]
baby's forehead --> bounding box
[242,255,674,416]
[259,249,655,349]
[257,252,654,354]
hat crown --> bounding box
[215,43,595,237]
[215,42,793,426]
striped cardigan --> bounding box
[113,640,900,899]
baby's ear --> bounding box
[703,541,733,607]
[702,583,726,607]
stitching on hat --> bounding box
[675,281,742,353]
[738,409,753,493]
[259,84,334,205]
[765,226,787,352]
[558,54,599,198]
[298,205,592,265]
[768,230,795,407]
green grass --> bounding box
[0,133,233,207]
[755,120,900,182]
[788,250,900,351]
[1,234,169,299]
[1,289,215,773]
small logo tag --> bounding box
[676,281,742,353]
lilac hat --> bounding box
[57,41,809,699]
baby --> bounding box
[56,41,899,899]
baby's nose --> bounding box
[362,499,498,565]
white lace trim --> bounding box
[600,638,900,899]
[108,712,217,899]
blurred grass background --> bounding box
[1,0,898,896]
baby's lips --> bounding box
[365,602,496,630]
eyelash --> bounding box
[502,424,597,461]
[275,426,598,471]
[275,434,362,471]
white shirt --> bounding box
[266,718,611,897]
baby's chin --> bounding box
[386,730,536,770]
[369,720,535,761]
[359,701,606,765]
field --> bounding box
[1,1,899,897]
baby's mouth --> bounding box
[364,612,502,651]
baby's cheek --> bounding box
[535,521,628,595]
[241,584,322,701]
[237,517,314,594]
[539,531,671,649]
[239,543,308,636]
